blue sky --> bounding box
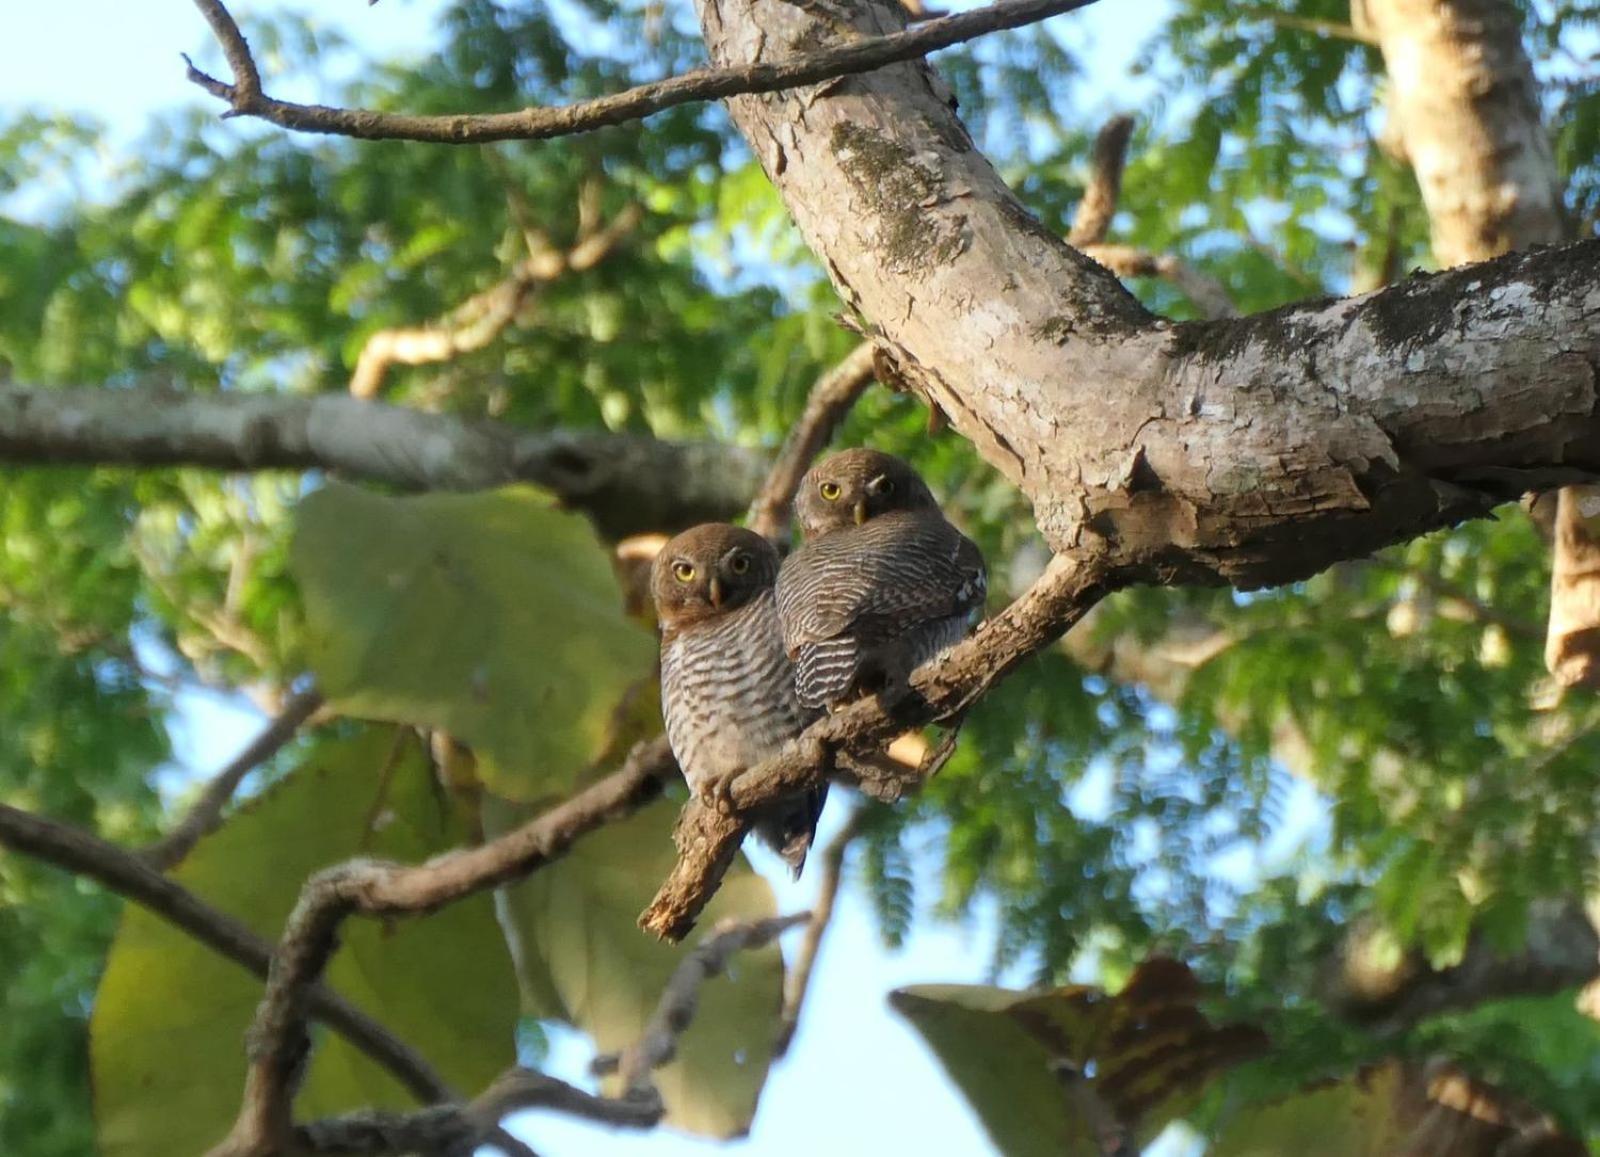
[3,3,1288,1155]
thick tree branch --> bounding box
[641,552,1109,940]
[210,738,675,1157]
[0,386,766,539]
[697,0,1600,590]
[745,342,878,540]
[140,688,325,871]
[0,801,452,1107]
[185,0,1100,145]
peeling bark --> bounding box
[696,0,1600,590]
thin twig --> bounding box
[593,913,810,1096]
[348,205,643,399]
[1049,1059,1136,1157]
[1079,244,1237,320]
[775,810,866,1056]
[208,738,676,1157]
[185,0,1103,145]
[296,1069,659,1155]
[746,342,878,540]
[1067,115,1134,247]
[640,551,1109,941]
[141,688,325,870]
[0,801,451,1105]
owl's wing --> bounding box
[778,512,985,647]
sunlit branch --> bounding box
[207,738,676,1157]
[184,0,1102,145]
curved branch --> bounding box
[210,738,675,1157]
[185,0,1101,144]
[0,386,767,539]
[0,801,451,1106]
[775,809,866,1056]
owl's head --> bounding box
[794,448,939,538]
[651,523,779,628]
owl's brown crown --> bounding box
[793,448,940,539]
[651,523,779,629]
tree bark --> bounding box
[0,385,766,539]
[695,0,1600,593]
[1357,0,1600,690]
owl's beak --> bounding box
[853,497,869,526]
[708,575,724,608]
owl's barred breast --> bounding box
[660,589,815,794]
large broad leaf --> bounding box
[92,729,519,1157]
[490,796,784,1139]
[1209,1059,1587,1157]
[891,959,1267,1157]
[291,483,657,800]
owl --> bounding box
[776,448,986,710]
[651,523,827,875]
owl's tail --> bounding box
[754,784,830,878]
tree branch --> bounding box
[641,552,1109,940]
[210,738,676,1157]
[697,0,1600,589]
[185,0,1101,144]
[0,801,452,1107]
[0,386,767,539]
[745,342,878,540]
[297,916,803,1156]
[775,808,866,1056]
[1066,114,1134,247]
[1078,243,1237,319]
[140,688,325,871]
[592,913,810,1096]
[296,1069,660,1155]
[348,204,643,400]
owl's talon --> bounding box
[696,773,740,815]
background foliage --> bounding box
[3,0,1600,1153]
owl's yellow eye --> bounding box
[819,481,842,502]
[672,561,696,583]
[729,553,751,575]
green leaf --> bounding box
[891,959,1266,1157]
[490,795,784,1138]
[290,483,657,799]
[92,729,519,1157]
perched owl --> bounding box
[652,523,826,875]
[776,449,986,710]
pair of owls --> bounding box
[650,448,986,875]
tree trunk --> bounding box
[694,0,1600,597]
[1357,0,1600,689]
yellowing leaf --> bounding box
[1210,1059,1587,1157]
[92,729,518,1157]
[290,483,656,800]
[892,959,1266,1157]
[490,796,784,1139]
